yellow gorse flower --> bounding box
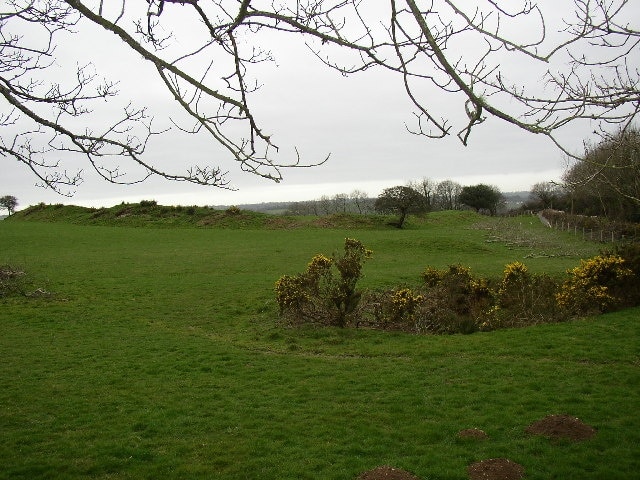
[503,261,528,277]
[556,254,633,311]
[307,254,332,272]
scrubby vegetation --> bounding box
[0,264,26,297]
[275,238,373,327]
[276,240,640,334]
[0,264,51,298]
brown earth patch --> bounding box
[525,414,596,441]
[467,458,525,480]
[356,465,421,480]
[458,428,489,440]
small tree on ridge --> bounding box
[375,186,423,228]
[0,196,18,216]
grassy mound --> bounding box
[9,202,393,229]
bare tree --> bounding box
[332,193,349,213]
[2,1,639,195]
[318,195,333,215]
[350,189,371,214]
[562,127,640,220]
[529,181,564,210]
[408,177,436,212]
[435,179,462,210]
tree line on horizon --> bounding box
[3,129,638,225]
[285,179,503,217]
[285,128,640,225]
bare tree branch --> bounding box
[1,0,638,195]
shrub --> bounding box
[0,265,26,297]
[423,265,492,317]
[276,243,640,336]
[90,208,109,219]
[415,265,493,334]
[556,254,633,314]
[415,262,561,333]
[493,262,560,329]
[609,243,640,306]
[413,293,481,335]
[0,264,50,298]
[358,287,424,330]
[422,266,446,287]
[389,288,424,323]
[226,205,242,215]
[275,238,372,327]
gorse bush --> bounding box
[609,243,640,306]
[275,238,372,327]
[416,264,493,334]
[358,287,424,331]
[556,254,633,314]
[225,205,242,215]
[276,240,640,334]
[491,262,561,329]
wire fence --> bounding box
[540,210,640,244]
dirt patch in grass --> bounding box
[458,428,490,440]
[360,415,596,479]
[357,465,421,480]
[526,414,596,441]
[467,458,525,480]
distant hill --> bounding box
[502,191,530,209]
[211,202,291,215]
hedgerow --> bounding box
[275,239,639,334]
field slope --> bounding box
[1,212,638,479]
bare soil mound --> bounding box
[359,415,596,479]
[526,414,596,441]
[357,465,421,480]
[467,458,525,480]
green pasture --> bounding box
[1,212,638,479]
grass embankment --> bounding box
[9,202,391,230]
[1,212,638,479]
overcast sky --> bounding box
[4,1,630,210]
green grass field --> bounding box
[1,211,638,479]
